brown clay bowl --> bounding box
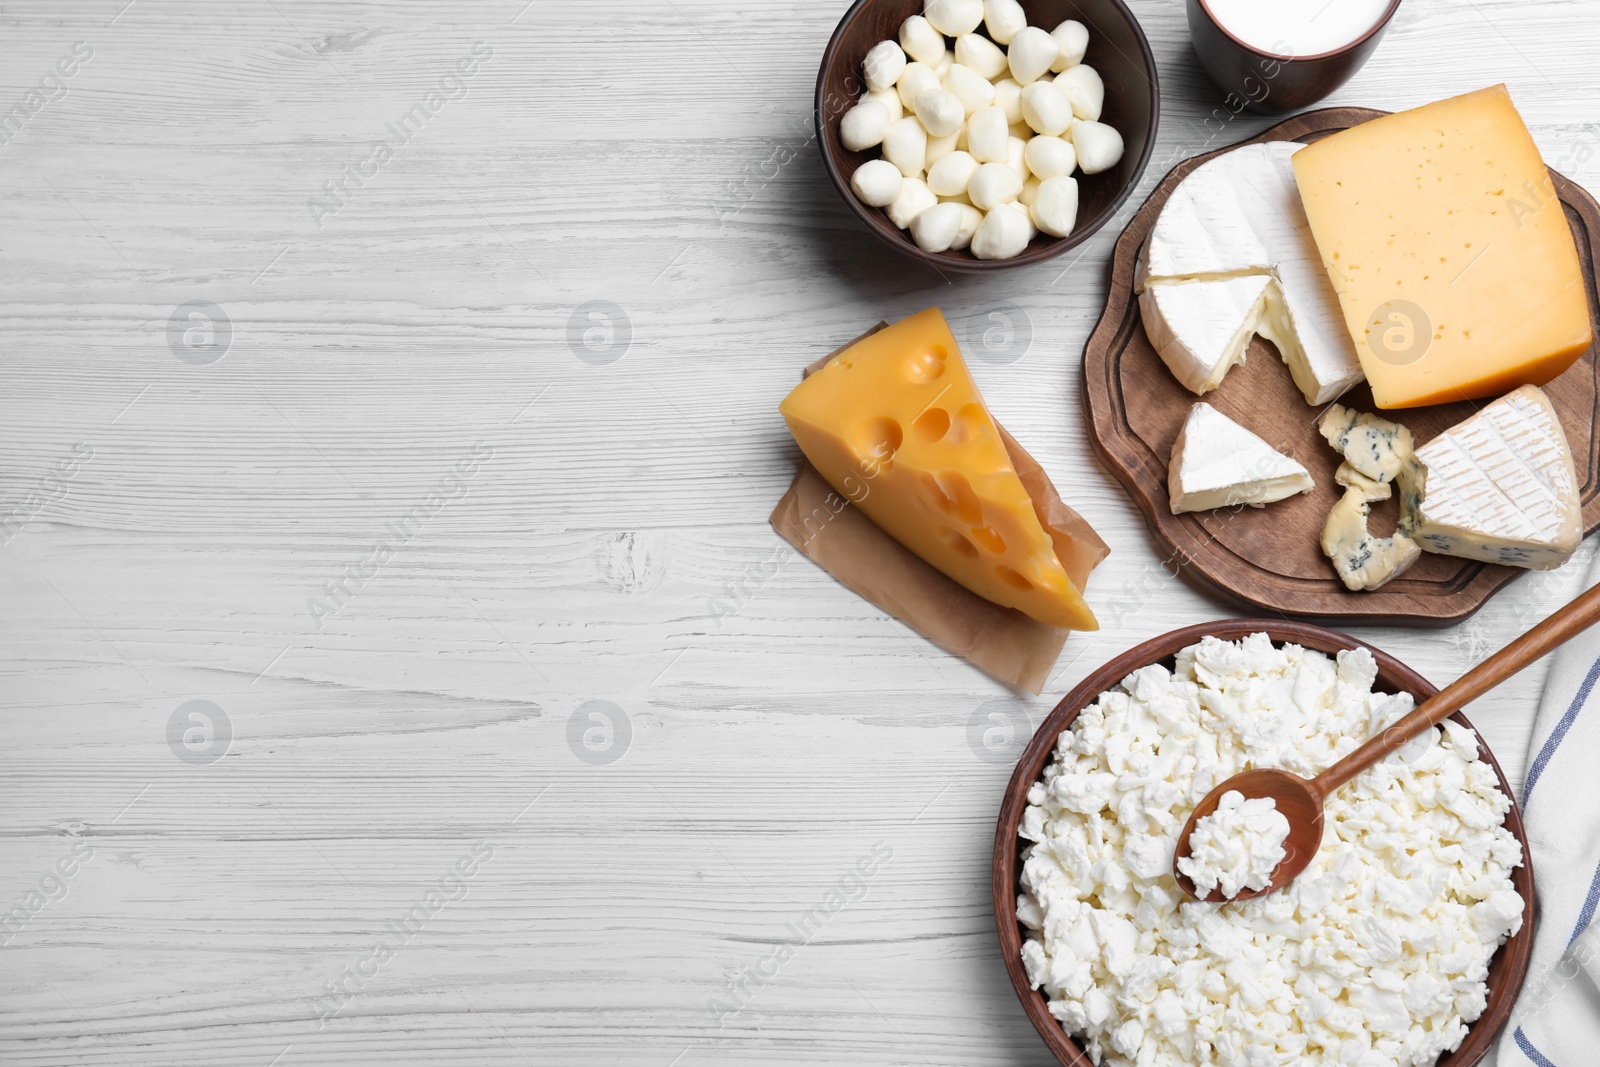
[815,0,1160,273]
[1187,0,1402,114]
[992,619,1535,1067]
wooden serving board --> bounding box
[1083,107,1600,626]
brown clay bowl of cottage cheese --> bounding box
[992,620,1534,1067]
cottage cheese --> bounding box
[1178,790,1291,899]
[1017,634,1524,1067]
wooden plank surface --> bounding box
[1,1,1596,1064]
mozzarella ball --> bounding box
[927,150,980,196]
[969,161,1023,210]
[896,62,941,111]
[925,129,960,166]
[1031,175,1079,236]
[1019,175,1041,206]
[1016,200,1037,242]
[898,15,947,67]
[941,190,973,206]
[941,63,996,115]
[886,177,937,229]
[1050,20,1090,71]
[913,89,965,138]
[1007,26,1059,84]
[1020,80,1073,136]
[1073,120,1124,174]
[983,0,1028,45]
[1056,63,1104,121]
[851,159,904,207]
[862,87,904,123]
[1009,120,1035,141]
[933,54,953,78]
[954,33,1008,81]
[1006,134,1028,178]
[883,116,928,177]
[971,202,1033,259]
[992,78,1024,125]
[910,201,966,252]
[924,0,983,36]
[966,106,1009,163]
[950,203,984,250]
[863,40,907,92]
[1024,134,1077,179]
[841,101,891,151]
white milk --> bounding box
[1205,0,1393,57]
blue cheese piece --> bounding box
[1403,385,1581,570]
[1318,404,1416,485]
[1318,404,1422,590]
[1322,487,1422,591]
[1335,461,1391,502]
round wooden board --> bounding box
[1083,107,1600,626]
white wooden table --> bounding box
[2,1,1596,1064]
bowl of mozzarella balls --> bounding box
[817,0,1159,271]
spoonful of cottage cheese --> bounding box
[1174,789,1290,898]
[1174,580,1600,902]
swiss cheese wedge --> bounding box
[779,309,1097,630]
[1292,85,1592,408]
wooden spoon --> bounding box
[1173,581,1600,903]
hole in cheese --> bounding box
[936,470,983,526]
[905,346,947,384]
[996,565,1033,591]
[971,525,1007,554]
[948,403,986,444]
[913,407,952,443]
[938,526,980,559]
[851,416,903,472]
[921,471,954,514]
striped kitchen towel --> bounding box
[1495,553,1600,1067]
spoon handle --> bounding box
[1315,579,1600,797]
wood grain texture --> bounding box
[1084,106,1600,624]
[1,1,1597,1065]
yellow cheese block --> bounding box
[1292,85,1592,409]
[779,309,1097,630]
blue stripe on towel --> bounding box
[1524,654,1600,805]
[1570,857,1600,946]
[1515,1025,1559,1067]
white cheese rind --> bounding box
[1405,385,1582,570]
[1168,402,1313,514]
[1137,142,1364,405]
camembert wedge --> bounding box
[779,309,1097,630]
[1137,141,1364,405]
[1168,402,1313,513]
[1292,85,1592,408]
[1402,385,1581,569]
[1138,276,1273,395]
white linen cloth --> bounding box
[1494,552,1600,1067]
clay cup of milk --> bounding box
[1188,0,1401,113]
